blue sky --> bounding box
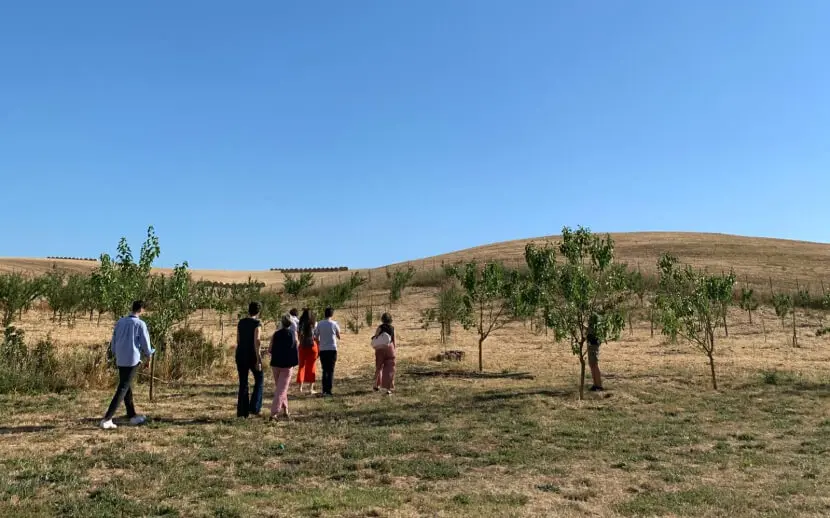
[1,1,828,269]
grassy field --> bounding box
[2,291,830,517]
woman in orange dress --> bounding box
[296,309,319,394]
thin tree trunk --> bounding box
[761,314,767,342]
[748,308,753,325]
[149,356,155,401]
[650,307,654,338]
[792,309,798,348]
[628,313,633,335]
[579,356,586,400]
[708,353,717,390]
[478,336,484,372]
[722,308,728,337]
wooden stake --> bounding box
[149,356,155,402]
[792,307,798,348]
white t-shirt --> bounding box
[315,319,341,352]
[288,315,299,337]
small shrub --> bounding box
[161,328,222,380]
[346,318,361,334]
[816,327,830,337]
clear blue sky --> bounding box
[1,1,828,269]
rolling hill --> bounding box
[2,232,829,291]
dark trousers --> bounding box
[236,362,264,417]
[319,350,337,395]
[104,364,139,421]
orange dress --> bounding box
[296,338,319,384]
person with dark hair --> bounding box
[372,313,397,395]
[100,300,154,430]
[269,314,299,420]
[296,308,319,394]
[236,301,264,417]
[313,307,341,396]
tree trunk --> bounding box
[650,308,654,338]
[478,336,484,372]
[722,309,729,337]
[792,309,798,348]
[748,308,753,325]
[708,352,717,390]
[579,356,586,400]
[628,313,633,335]
[149,356,155,402]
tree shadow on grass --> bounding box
[406,368,535,381]
[0,425,55,435]
[472,388,576,403]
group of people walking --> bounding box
[235,302,398,420]
[100,299,398,429]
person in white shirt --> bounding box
[313,307,341,396]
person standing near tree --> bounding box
[100,300,154,430]
[296,308,319,394]
[314,307,341,397]
[236,302,264,417]
[372,313,397,395]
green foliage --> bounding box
[796,289,812,308]
[739,287,758,324]
[94,226,161,319]
[772,293,792,326]
[0,272,44,327]
[629,268,646,306]
[316,273,366,314]
[162,328,223,380]
[143,262,192,355]
[283,273,315,300]
[364,306,374,328]
[447,261,518,371]
[259,291,284,329]
[523,227,629,399]
[387,266,416,303]
[656,254,735,390]
[420,282,467,344]
[0,327,66,393]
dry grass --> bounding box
[2,288,830,516]
[4,232,830,292]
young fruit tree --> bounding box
[523,227,629,400]
[283,273,315,301]
[656,254,735,390]
[739,287,758,324]
[447,261,518,372]
[0,272,44,328]
[419,281,467,345]
[772,293,792,329]
[387,266,416,304]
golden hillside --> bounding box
[2,232,829,291]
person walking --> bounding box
[372,313,397,395]
[269,314,299,420]
[236,302,264,417]
[296,308,319,394]
[100,300,154,430]
[314,307,341,397]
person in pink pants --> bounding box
[372,313,397,395]
[268,315,299,420]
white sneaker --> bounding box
[100,419,117,430]
[129,415,147,426]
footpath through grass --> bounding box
[1,361,829,517]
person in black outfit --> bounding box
[236,302,264,417]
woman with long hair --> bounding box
[372,313,397,395]
[296,308,319,394]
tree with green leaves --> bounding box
[772,293,792,329]
[259,291,284,330]
[387,266,416,304]
[739,287,758,324]
[283,273,315,302]
[0,272,44,328]
[448,261,518,372]
[420,281,467,345]
[94,226,161,319]
[524,227,629,399]
[656,254,735,390]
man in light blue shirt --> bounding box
[100,300,155,430]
